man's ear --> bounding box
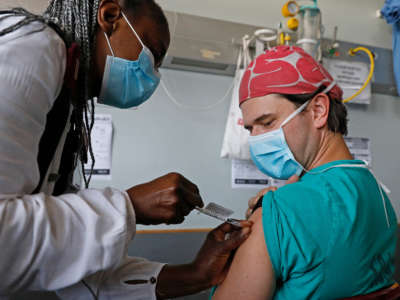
[97,0,122,36]
[310,93,330,130]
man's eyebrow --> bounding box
[244,113,274,131]
[254,113,274,123]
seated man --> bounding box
[212,46,397,300]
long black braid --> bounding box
[44,0,101,188]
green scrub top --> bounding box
[263,160,397,299]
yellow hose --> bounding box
[342,47,375,104]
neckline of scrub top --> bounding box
[301,159,367,179]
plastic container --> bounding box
[297,6,322,60]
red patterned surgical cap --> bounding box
[239,46,343,105]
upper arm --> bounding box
[213,208,275,300]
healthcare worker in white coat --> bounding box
[0,0,252,299]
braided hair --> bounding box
[44,0,101,188]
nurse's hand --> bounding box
[154,221,253,298]
[246,174,300,219]
[193,221,253,285]
[126,172,203,225]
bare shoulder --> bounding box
[212,207,275,300]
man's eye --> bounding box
[263,121,273,127]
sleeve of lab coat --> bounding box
[0,18,139,294]
[56,257,167,300]
[0,188,137,294]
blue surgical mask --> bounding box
[248,100,310,180]
[98,12,161,109]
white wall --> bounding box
[1,0,393,49]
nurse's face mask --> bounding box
[98,12,161,109]
[248,100,310,180]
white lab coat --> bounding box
[0,16,164,299]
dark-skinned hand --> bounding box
[126,172,203,225]
[192,220,253,286]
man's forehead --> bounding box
[242,94,288,111]
[242,95,295,121]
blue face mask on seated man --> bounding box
[98,12,161,109]
[248,100,310,180]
